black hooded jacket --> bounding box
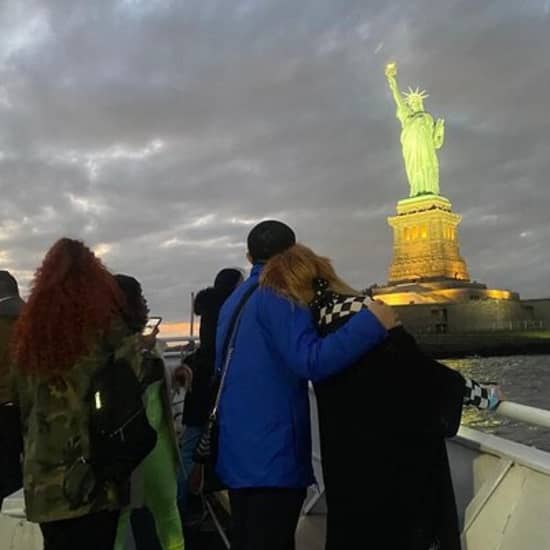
[311,291,464,550]
[182,269,242,426]
[0,294,24,503]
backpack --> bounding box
[88,353,157,486]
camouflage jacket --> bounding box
[12,321,144,523]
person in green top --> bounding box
[10,238,144,550]
[113,274,185,550]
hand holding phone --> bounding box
[142,316,162,337]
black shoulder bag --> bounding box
[88,353,157,485]
[192,283,258,470]
[63,351,158,509]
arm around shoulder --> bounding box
[260,290,388,382]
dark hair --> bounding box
[13,238,123,373]
[115,274,149,333]
[0,271,19,297]
[214,268,244,291]
[194,268,243,316]
[247,220,296,263]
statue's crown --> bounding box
[403,87,429,103]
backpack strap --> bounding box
[211,282,259,417]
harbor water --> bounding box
[445,355,550,451]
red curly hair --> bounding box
[13,238,124,374]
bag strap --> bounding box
[211,282,259,417]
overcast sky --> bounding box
[1,0,550,323]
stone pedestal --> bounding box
[387,194,470,284]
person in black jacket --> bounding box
[0,271,24,508]
[176,268,243,518]
[261,244,504,550]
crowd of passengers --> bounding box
[0,220,504,550]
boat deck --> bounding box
[296,515,325,550]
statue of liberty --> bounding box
[385,62,445,197]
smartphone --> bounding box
[143,316,162,336]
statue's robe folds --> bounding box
[398,108,440,196]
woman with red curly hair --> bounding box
[11,238,145,550]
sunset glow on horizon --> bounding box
[159,321,197,338]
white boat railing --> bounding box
[159,336,199,359]
[495,401,550,429]
[159,336,199,344]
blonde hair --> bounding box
[260,243,358,306]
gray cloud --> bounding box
[1,0,550,322]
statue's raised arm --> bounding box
[385,62,410,125]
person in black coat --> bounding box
[0,271,24,508]
[261,244,503,550]
[176,268,243,517]
[181,268,244,428]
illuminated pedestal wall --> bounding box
[387,195,470,284]
[372,280,517,307]
[368,195,550,346]
[372,193,519,310]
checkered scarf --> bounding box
[463,378,493,409]
[309,277,372,329]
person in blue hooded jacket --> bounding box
[214,220,399,550]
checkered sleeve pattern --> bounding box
[464,378,492,409]
[318,295,373,328]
